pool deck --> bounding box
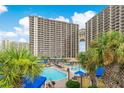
[54,78,68,88]
[44,64,105,88]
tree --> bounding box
[78,51,86,86]
[66,80,80,88]
[90,31,124,87]
[97,31,124,65]
[78,49,99,86]
[78,31,124,87]
[0,48,44,88]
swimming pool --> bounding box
[41,67,67,81]
[64,63,71,66]
[71,65,86,73]
[64,63,86,73]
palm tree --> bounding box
[0,48,44,88]
[85,48,99,86]
[93,31,124,87]
[79,31,124,87]
[78,52,86,87]
[78,48,99,86]
[97,31,124,65]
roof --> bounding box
[23,76,46,88]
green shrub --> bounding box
[88,85,98,88]
[66,80,80,88]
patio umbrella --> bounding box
[96,67,105,78]
[74,71,86,88]
[74,71,86,76]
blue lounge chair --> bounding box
[23,76,46,88]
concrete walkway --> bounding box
[54,78,68,88]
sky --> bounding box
[0,5,108,51]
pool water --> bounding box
[64,63,71,66]
[71,65,86,73]
[64,63,86,73]
[41,67,67,81]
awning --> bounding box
[74,71,86,77]
[23,76,46,88]
[96,67,105,78]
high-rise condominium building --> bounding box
[29,16,79,58]
[0,40,2,50]
[18,42,29,49]
[1,40,29,50]
[79,29,86,52]
[86,5,124,49]
[79,28,85,41]
[2,40,11,49]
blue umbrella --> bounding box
[74,71,86,88]
[96,67,105,78]
[74,71,86,77]
[23,76,47,88]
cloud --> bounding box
[0,5,8,14]
[19,16,29,29]
[50,16,69,23]
[49,11,96,29]
[71,11,96,29]
[12,16,29,42]
[0,16,29,42]
[0,37,2,41]
[0,10,96,42]
[14,27,22,32]
[17,16,29,35]
[10,16,29,42]
[5,32,17,37]
[14,27,24,36]
[0,40,2,49]
[0,31,17,40]
[19,38,27,42]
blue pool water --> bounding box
[64,63,71,66]
[71,65,86,73]
[64,63,86,73]
[41,67,67,81]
